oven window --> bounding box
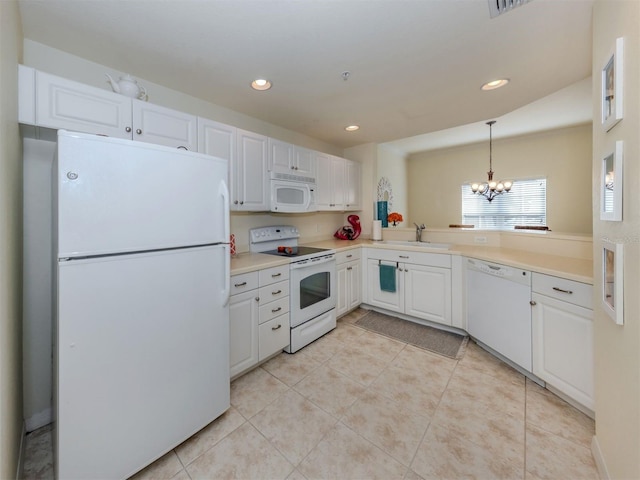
[277,186,304,205]
[300,271,330,309]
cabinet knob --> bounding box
[255,297,260,302]
[234,200,239,204]
[136,128,142,135]
[346,266,352,271]
[530,301,537,306]
[240,201,244,205]
[125,126,132,133]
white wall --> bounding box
[407,125,593,234]
[591,2,640,478]
[0,0,24,477]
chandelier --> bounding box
[471,120,512,202]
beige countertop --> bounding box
[231,238,593,284]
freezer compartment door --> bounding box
[55,245,229,479]
[56,130,229,258]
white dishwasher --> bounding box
[466,258,532,371]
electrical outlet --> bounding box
[474,236,488,244]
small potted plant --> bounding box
[388,212,403,227]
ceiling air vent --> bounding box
[489,0,531,18]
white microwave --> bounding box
[270,172,317,213]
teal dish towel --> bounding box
[379,264,396,293]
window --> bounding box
[461,178,547,230]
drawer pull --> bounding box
[346,267,352,271]
[234,281,247,287]
[271,307,282,313]
[552,287,573,295]
[530,301,537,306]
[399,255,409,259]
[346,254,353,258]
[272,273,282,278]
[272,289,282,295]
[272,324,282,331]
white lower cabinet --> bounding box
[531,273,594,410]
[336,249,361,318]
[230,265,290,378]
[365,249,452,326]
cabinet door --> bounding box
[35,70,131,139]
[132,100,197,150]
[269,138,294,174]
[229,290,259,378]
[315,152,332,210]
[405,264,452,325]
[345,159,362,211]
[329,155,346,210]
[235,129,269,211]
[531,293,594,410]
[198,118,235,161]
[336,263,349,317]
[366,259,403,313]
[294,146,316,178]
[346,260,362,312]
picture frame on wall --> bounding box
[601,37,624,131]
[602,239,623,325]
[600,140,623,221]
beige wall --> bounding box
[0,0,24,478]
[376,145,408,227]
[592,1,640,478]
[407,125,593,234]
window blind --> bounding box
[461,178,547,230]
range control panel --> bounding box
[249,225,300,251]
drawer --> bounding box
[368,249,451,269]
[532,273,593,309]
[259,297,290,324]
[259,264,290,285]
[230,271,259,296]
[259,280,289,306]
[336,249,361,264]
[259,314,290,361]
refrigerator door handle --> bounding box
[222,243,231,307]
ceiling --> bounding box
[18,0,595,151]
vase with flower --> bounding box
[388,212,403,227]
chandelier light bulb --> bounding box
[471,183,480,192]
[496,183,504,192]
[503,181,513,190]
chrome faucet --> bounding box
[414,223,426,242]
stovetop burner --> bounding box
[249,225,334,262]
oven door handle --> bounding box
[290,255,335,270]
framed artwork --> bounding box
[602,239,623,325]
[600,141,623,221]
[601,37,624,131]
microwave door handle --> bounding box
[304,184,311,210]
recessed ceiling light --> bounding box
[481,79,510,91]
[251,79,272,91]
[345,125,360,132]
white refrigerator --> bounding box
[53,130,231,479]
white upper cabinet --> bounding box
[34,70,132,139]
[131,100,197,150]
[316,153,349,211]
[269,139,316,178]
[197,118,236,162]
[234,129,269,211]
[269,138,294,174]
[345,159,362,210]
[27,68,197,149]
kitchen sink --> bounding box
[379,240,451,250]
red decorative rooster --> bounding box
[334,215,362,240]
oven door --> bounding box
[270,180,317,213]
[290,255,336,327]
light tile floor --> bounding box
[23,308,599,479]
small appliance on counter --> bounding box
[250,226,336,352]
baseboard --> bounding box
[591,435,610,480]
[25,407,52,432]
[15,422,26,480]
